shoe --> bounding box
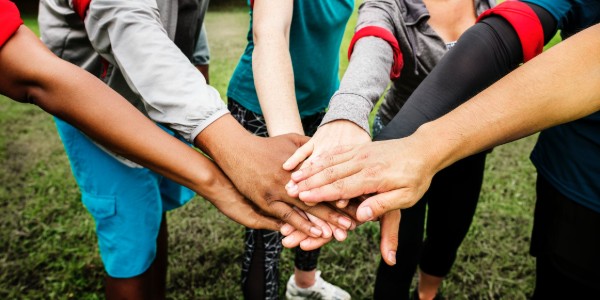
[285,271,351,300]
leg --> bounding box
[530,175,600,298]
[293,248,321,288]
[106,214,168,300]
[418,152,487,299]
[54,119,190,300]
[242,229,283,300]
[374,197,427,300]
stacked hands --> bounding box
[201,118,439,266]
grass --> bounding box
[0,5,561,299]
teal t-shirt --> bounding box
[227,0,354,117]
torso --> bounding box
[423,0,477,43]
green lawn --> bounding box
[0,7,561,300]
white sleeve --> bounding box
[84,0,228,143]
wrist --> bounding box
[195,114,256,162]
[411,122,463,173]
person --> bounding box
[37,0,355,298]
[0,2,278,233]
[192,25,210,83]
[282,0,494,298]
[285,0,600,297]
[226,0,354,298]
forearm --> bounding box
[375,3,556,142]
[411,24,600,173]
[252,0,303,136]
[194,114,256,168]
[320,37,393,134]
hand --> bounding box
[195,115,356,237]
[279,197,400,266]
[283,120,371,207]
[200,176,282,231]
[284,136,436,223]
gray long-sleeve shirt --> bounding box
[321,0,493,134]
[39,0,228,144]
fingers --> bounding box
[336,199,349,208]
[304,210,333,239]
[281,230,306,248]
[296,172,369,204]
[297,201,355,230]
[288,146,355,183]
[357,189,413,222]
[282,140,314,171]
[269,201,323,237]
[281,230,333,250]
[300,235,333,251]
[379,209,400,266]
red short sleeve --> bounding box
[0,0,23,48]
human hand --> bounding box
[284,137,436,223]
[195,115,356,237]
[283,120,371,208]
[279,197,400,266]
[199,174,282,231]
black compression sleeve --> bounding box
[374,4,556,142]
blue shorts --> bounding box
[54,118,195,278]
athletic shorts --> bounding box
[54,118,195,278]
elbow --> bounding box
[252,23,290,48]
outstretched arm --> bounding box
[288,23,600,221]
[0,25,279,230]
[252,0,303,136]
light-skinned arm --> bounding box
[0,26,280,230]
[252,0,303,137]
[289,23,600,222]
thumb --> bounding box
[357,189,413,222]
[379,209,400,266]
[283,139,315,171]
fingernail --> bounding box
[310,226,322,237]
[291,170,303,180]
[322,227,332,239]
[388,251,397,265]
[280,225,293,236]
[299,191,310,199]
[285,181,298,192]
[335,228,347,241]
[359,206,374,221]
[282,236,293,248]
[338,217,352,229]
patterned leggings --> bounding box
[228,99,324,300]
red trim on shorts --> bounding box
[476,0,544,62]
[0,0,23,48]
[73,0,92,20]
[348,26,404,80]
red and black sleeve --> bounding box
[375,2,557,142]
[0,0,23,49]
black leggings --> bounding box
[374,151,487,299]
[530,176,600,298]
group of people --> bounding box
[0,0,598,299]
